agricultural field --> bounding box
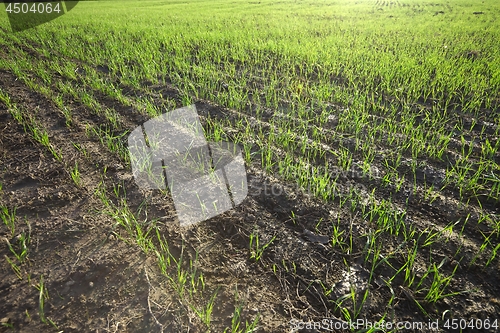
[0,0,499,332]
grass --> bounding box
[97,182,203,308]
[6,225,30,263]
[1,206,16,238]
[0,94,63,161]
[190,289,218,328]
[0,0,499,330]
[37,275,48,324]
[4,255,23,280]
[249,232,276,262]
[1,207,32,282]
[88,125,130,163]
[225,303,260,333]
[69,162,82,187]
[34,275,58,329]
[71,142,90,159]
[92,179,261,331]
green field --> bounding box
[0,0,499,332]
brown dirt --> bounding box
[0,42,499,333]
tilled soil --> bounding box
[0,52,499,333]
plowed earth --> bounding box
[1,39,499,332]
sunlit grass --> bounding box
[0,0,498,327]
